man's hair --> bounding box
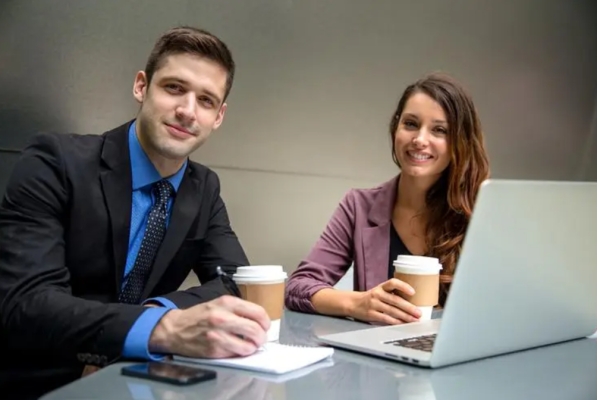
[145,26,235,101]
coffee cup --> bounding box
[393,255,442,320]
[232,265,287,341]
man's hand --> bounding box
[149,295,270,359]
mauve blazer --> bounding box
[285,175,400,313]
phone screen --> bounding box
[122,362,217,385]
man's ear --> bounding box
[212,103,228,130]
[133,71,148,104]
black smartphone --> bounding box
[121,361,217,385]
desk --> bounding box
[42,309,596,399]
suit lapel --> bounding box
[141,169,202,299]
[99,122,134,290]
[361,175,399,290]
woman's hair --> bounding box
[389,73,490,305]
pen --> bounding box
[216,266,242,298]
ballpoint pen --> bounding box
[216,265,242,298]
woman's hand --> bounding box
[350,278,422,325]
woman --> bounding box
[285,73,490,325]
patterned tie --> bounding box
[119,179,174,304]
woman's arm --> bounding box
[285,190,358,314]
[310,288,363,316]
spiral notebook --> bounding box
[174,343,334,375]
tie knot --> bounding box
[153,180,174,204]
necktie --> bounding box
[119,179,174,304]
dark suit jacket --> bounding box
[0,121,249,397]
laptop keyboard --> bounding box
[385,333,437,352]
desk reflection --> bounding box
[124,370,273,400]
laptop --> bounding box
[318,179,597,368]
[329,333,596,400]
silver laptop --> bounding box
[318,179,597,368]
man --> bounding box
[0,26,269,397]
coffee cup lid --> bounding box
[393,262,442,270]
[393,262,442,276]
[233,265,288,282]
[395,255,440,266]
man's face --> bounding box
[133,53,228,161]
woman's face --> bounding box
[394,92,451,180]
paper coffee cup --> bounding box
[393,256,442,321]
[232,266,287,341]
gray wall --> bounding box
[0,0,595,274]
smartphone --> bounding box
[121,361,217,385]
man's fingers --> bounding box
[205,329,259,358]
[224,317,267,348]
[205,306,268,348]
[218,296,271,332]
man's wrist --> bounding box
[149,309,182,354]
[143,297,178,309]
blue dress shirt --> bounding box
[121,121,188,360]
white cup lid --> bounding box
[233,265,288,282]
[395,255,440,266]
[393,262,442,275]
[393,262,442,270]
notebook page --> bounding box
[244,358,336,383]
[174,342,334,375]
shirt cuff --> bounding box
[122,307,171,360]
[142,297,178,309]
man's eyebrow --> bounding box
[160,76,189,86]
[159,76,223,104]
[200,89,223,105]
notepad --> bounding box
[239,357,335,383]
[174,342,335,375]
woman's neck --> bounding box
[396,173,437,212]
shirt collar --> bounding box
[128,121,187,191]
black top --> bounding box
[388,224,413,279]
